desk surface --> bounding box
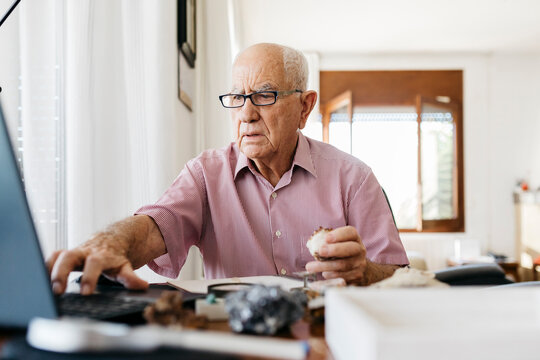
[0,280,332,359]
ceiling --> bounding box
[236,0,540,54]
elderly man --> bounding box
[48,43,408,296]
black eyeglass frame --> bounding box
[219,89,302,108]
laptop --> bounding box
[0,100,194,328]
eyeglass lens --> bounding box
[222,92,276,107]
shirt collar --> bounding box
[233,131,317,180]
[234,146,251,179]
[292,132,317,177]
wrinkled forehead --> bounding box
[231,49,286,92]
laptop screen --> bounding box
[0,100,58,328]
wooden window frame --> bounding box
[415,95,464,232]
[320,71,464,233]
[321,90,352,143]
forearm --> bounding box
[90,215,167,269]
[359,261,401,286]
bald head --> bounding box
[233,43,309,91]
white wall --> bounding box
[197,0,234,151]
[319,52,540,269]
[488,54,540,257]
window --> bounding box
[0,0,67,256]
[320,71,464,232]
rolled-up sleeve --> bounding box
[135,160,206,278]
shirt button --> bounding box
[280,268,287,275]
[271,192,277,199]
[275,230,282,238]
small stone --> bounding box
[224,285,307,335]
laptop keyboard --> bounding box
[57,293,151,320]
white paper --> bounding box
[167,275,304,294]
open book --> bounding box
[167,275,304,294]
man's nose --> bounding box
[238,98,259,123]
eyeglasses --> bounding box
[219,89,302,108]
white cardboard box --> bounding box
[325,287,540,360]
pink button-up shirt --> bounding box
[137,132,408,279]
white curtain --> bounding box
[17,0,66,257]
[65,0,202,281]
[5,0,241,281]
[0,0,22,139]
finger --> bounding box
[50,249,86,295]
[305,261,317,273]
[306,257,364,273]
[326,226,360,244]
[79,254,107,295]
[318,241,364,259]
[45,250,63,276]
[111,263,149,290]
[322,268,365,283]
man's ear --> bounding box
[298,90,318,129]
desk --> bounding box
[1,319,331,360]
[497,261,520,282]
[0,280,331,359]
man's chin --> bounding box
[239,145,269,161]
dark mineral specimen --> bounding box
[224,285,307,335]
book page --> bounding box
[168,275,304,294]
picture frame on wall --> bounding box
[177,0,196,110]
[178,0,196,68]
[178,52,194,111]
